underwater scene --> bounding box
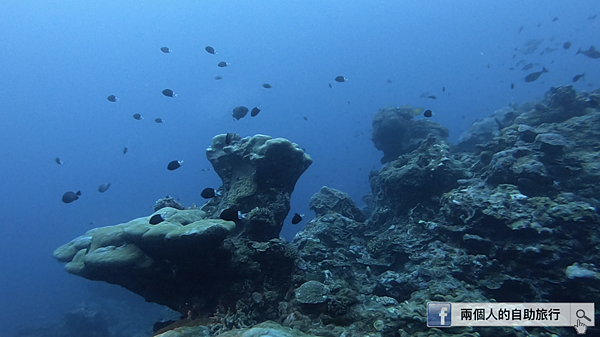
[1,1,600,336]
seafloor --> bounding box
[49,85,599,337]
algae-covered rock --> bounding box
[205,134,312,241]
[372,105,449,163]
[308,186,365,221]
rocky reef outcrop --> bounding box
[54,87,600,337]
[203,134,313,241]
[54,134,311,320]
[371,105,449,163]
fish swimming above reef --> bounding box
[217,61,229,68]
[525,67,548,82]
[98,183,111,193]
[133,113,143,120]
[250,106,261,117]
[573,73,585,82]
[423,110,433,118]
[107,95,117,102]
[552,16,559,22]
[201,188,218,199]
[427,95,437,99]
[154,118,164,123]
[328,83,332,88]
[576,46,600,59]
[55,157,63,165]
[162,89,176,97]
[205,46,216,54]
[334,76,347,83]
[291,213,303,225]
[563,42,572,50]
[123,147,128,154]
[522,63,534,71]
[167,160,183,171]
[214,76,223,80]
[232,106,249,120]
[160,47,171,53]
[62,190,81,204]
[511,83,515,89]
[149,214,164,225]
[262,83,272,89]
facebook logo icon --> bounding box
[427,302,451,327]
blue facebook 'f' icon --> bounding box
[427,302,451,327]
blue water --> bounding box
[1,1,598,335]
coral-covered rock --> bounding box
[308,186,365,222]
[371,105,449,163]
[205,134,312,241]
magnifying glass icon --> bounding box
[576,309,592,322]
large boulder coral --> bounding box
[204,134,312,241]
[54,207,236,310]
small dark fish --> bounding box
[98,183,111,193]
[423,110,433,118]
[522,63,534,70]
[334,76,346,83]
[328,83,332,88]
[509,67,515,70]
[262,83,272,89]
[303,116,308,121]
[552,17,559,22]
[162,89,176,97]
[525,67,548,82]
[107,95,117,102]
[563,42,571,50]
[589,14,597,20]
[155,118,164,123]
[442,86,445,92]
[55,157,63,165]
[427,95,437,99]
[133,113,143,120]
[217,61,229,67]
[387,79,392,83]
[518,26,523,33]
[487,63,491,69]
[149,214,164,225]
[291,213,303,225]
[220,207,241,222]
[160,47,171,53]
[123,147,128,154]
[537,23,541,28]
[511,83,515,89]
[201,188,217,199]
[167,160,183,171]
[205,46,216,54]
[250,106,261,117]
[573,73,585,82]
[576,46,600,59]
[62,190,81,204]
[225,132,234,145]
[214,76,223,80]
[232,106,249,120]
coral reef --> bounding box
[54,87,600,337]
[371,105,449,163]
[204,134,313,241]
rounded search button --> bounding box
[576,309,592,322]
